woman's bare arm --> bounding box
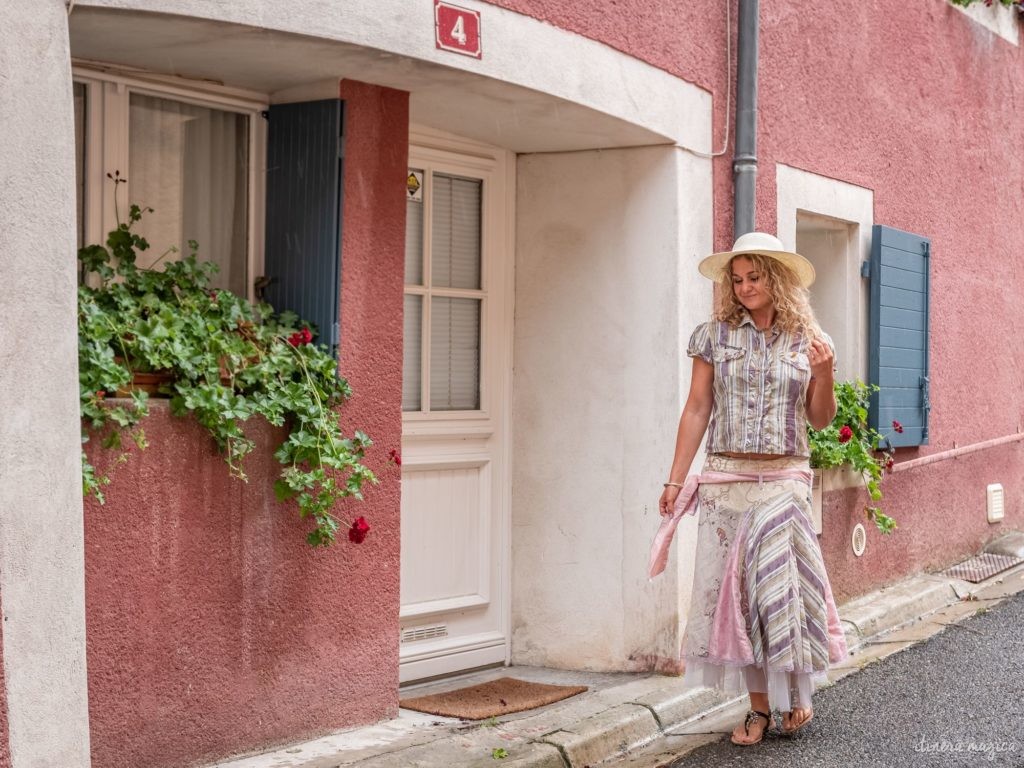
[660,358,714,514]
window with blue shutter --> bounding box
[867,225,931,447]
[263,99,345,357]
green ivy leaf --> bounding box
[79,203,378,545]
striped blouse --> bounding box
[687,314,836,457]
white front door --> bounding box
[399,131,513,683]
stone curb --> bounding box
[539,704,660,766]
[838,574,960,653]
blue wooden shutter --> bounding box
[263,99,345,357]
[868,225,931,446]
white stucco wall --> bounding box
[511,146,712,671]
[951,0,1019,46]
[71,0,711,154]
[0,2,92,765]
[776,163,874,382]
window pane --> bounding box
[129,93,249,296]
[405,168,424,286]
[73,82,86,253]
[431,173,481,290]
[403,294,423,412]
[430,297,480,411]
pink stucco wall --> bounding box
[823,445,1024,603]
[485,0,1024,594]
[83,80,408,768]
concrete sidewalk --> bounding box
[212,549,1024,768]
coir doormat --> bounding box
[400,676,588,720]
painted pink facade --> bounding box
[486,0,1024,597]
[823,446,1023,602]
[83,81,408,768]
[5,3,1023,767]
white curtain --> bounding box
[129,94,248,296]
[430,173,482,410]
[401,170,484,412]
[431,174,481,289]
[403,294,423,411]
[405,170,425,286]
[430,296,480,411]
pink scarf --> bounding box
[647,468,813,579]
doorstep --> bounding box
[211,556,1024,768]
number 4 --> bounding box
[451,15,467,45]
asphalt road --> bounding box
[665,590,1024,768]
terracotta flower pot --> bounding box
[115,370,176,397]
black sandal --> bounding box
[730,709,772,746]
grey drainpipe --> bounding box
[733,0,759,239]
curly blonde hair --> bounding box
[715,252,820,339]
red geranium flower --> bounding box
[288,327,314,347]
[348,516,371,544]
[892,420,904,434]
[95,390,106,400]
[885,456,894,472]
[838,425,853,444]
[388,448,402,466]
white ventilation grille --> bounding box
[851,523,867,557]
[987,483,1005,523]
[401,624,449,644]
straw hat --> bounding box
[698,232,816,287]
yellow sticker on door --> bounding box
[407,170,424,202]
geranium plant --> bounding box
[807,380,900,534]
[79,177,376,546]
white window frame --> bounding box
[403,130,513,432]
[776,163,874,381]
[71,63,268,302]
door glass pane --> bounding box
[431,173,481,290]
[430,297,481,411]
[405,168,424,286]
[403,294,423,411]
[129,93,249,296]
[73,82,86,253]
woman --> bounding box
[652,232,848,746]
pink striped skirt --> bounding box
[681,454,847,711]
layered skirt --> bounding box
[681,454,847,711]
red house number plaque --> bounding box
[435,1,482,59]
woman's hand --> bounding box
[659,485,681,517]
[805,336,838,430]
[807,337,834,382]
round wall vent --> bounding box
[851,523,867,557]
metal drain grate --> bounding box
[942,553,1024,583]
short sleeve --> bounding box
[687,322,713,364]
